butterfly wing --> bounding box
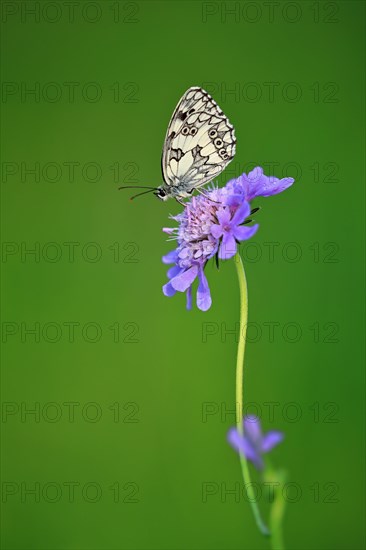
[161,87,236,191]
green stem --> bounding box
[234,253,270,537]
[267,466,286,550]
[270,488,286,550]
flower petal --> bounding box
[167,265,181,279]
[219,233,237,260]
[244,415,262,445]
[197,268,212,311]
[162,282,177,297]
[224,193,243,207]
[231,201,251,226]
[260,176,294,197]
[171,265,199,292]
[216,207,231,226]
[186,287,192,310]
[178,247,191,259]
[237,168,264,201]
[225,176,238,191]
[261,431,284,453]
[162,250,178,265]
[244,167,294,200]
[233,223,259,242]
[211,224,224,239]
[247,166,264,182]
[227,428,263,469]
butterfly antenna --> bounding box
[119,185,157,191]
[129,189,156,201]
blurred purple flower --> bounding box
[162,167,294,311]
[227,415,284,470]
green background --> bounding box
[1,1,365,549]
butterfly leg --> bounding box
[175,197,186,207]
[196,188,221,204]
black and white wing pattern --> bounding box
[161,87,236,191]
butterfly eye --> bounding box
[182,127,189,135]
[190,127,198,136]
[214,138,223,147]
[209,129,217,138]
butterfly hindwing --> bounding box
[162,87,236,191]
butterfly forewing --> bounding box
[161,87,236,193]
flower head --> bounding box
[162,167,294,311]
[227,415,284,470]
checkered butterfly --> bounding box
[120,87,236,202]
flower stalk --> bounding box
[234,252,270,537]
[269,474,286,550]
[161,168,293,546]
[264,462,287,550]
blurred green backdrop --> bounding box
[1,1,365,549]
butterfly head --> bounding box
[155,187,169,201]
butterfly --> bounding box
[120,86,236,203]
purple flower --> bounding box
[226,167,294,205]
[162,167,294,311]
[227,415,284,470]
[211,202,258,260]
